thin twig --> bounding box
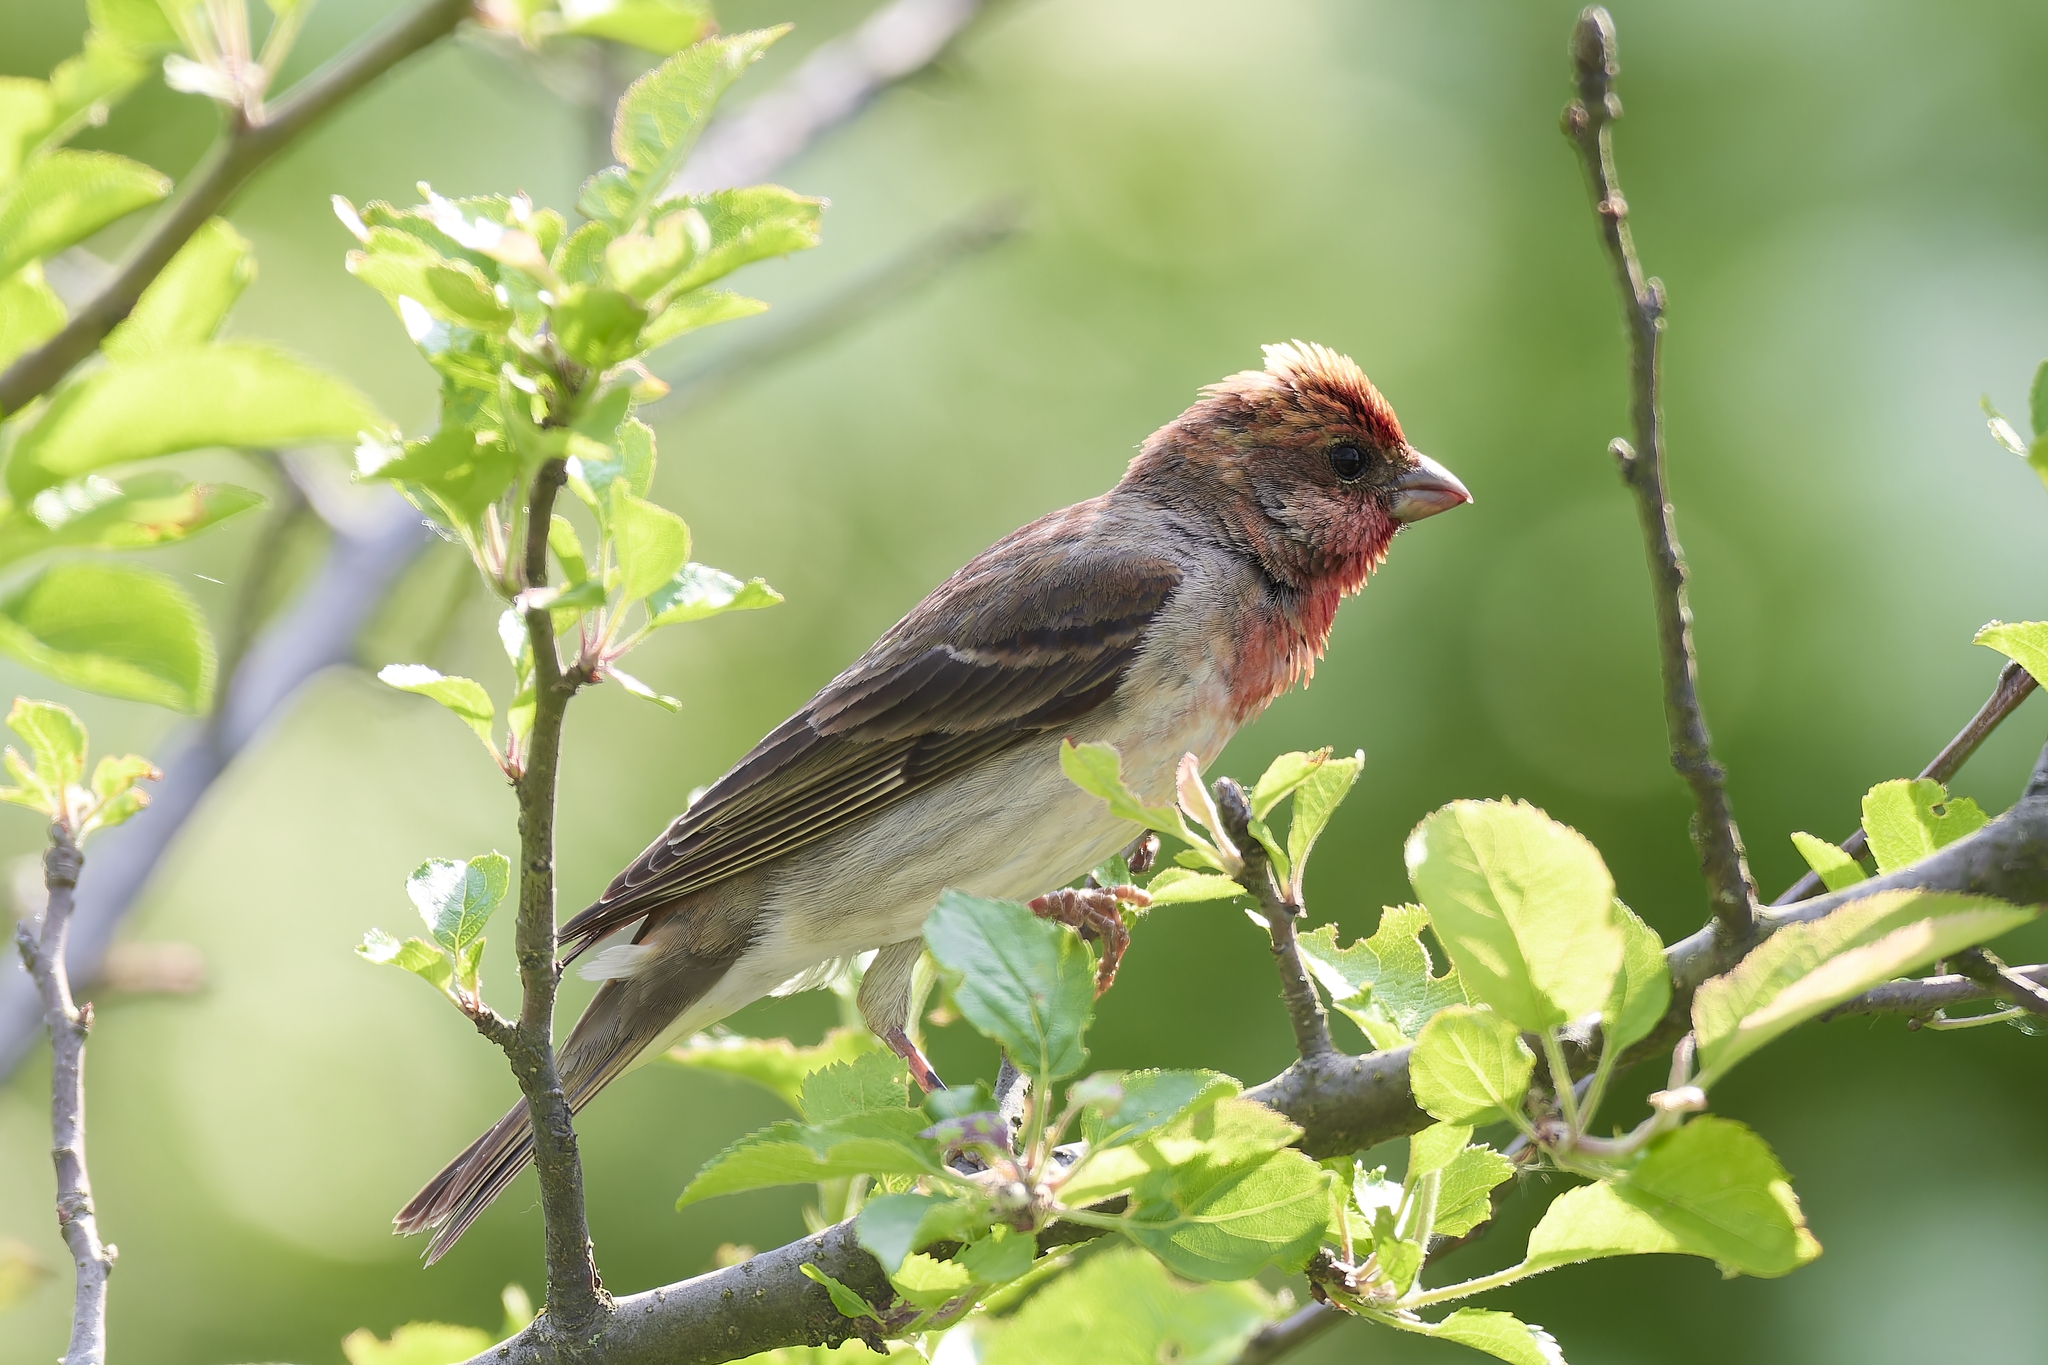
[499,457,605,1333]
[1774,661,2038,905]
[1562,7,1758,954]
[0,0,473,415]
[13,827,114,1365]
[1212,777,1334,1060]
[1235,1305,1338,1365]
[1950,948,2048,1019]
[1823,962,2048,1022]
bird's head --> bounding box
[1122,341,1469,595]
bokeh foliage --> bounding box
[3,0,2048,1362]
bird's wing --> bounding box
[559,513,1182,957]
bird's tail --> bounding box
[395,960,718,1262]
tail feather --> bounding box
[394,951,739,1261]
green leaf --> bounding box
[340,1321,494,1365]
[1123,1145,1332,1282]
[346,229,511,333]
[551,284,646,370]
[1524,1117,1819,1278]
[676,1109,944,1207]
[0,560,213,712]
[0,81,51,188]
[0,266,64,368]
[1380,1309,1567,1365]
[1247,749,1328,820]
[924,890,1094,1083]
[639,287,768,350]
[1061,1093,1301,1210]
[854,1192,981,1274]
[610,487,691,603]
[0,149,168,281]
[957,1225,1035,1285]
[978,1246,1273,1365]
[797,1263,881,1324]
[1080,1069,1240,1151]
[0,473,263,567]
[1059,739,1195,845]
[605,665,680,712]
[1976,619,2048,686]
[9,342,387,499]
[6,697,85,798]
[87,0,180,51]
[1408,1005,1534,1126]
[1296,904,1467,1050]
[567,417,655,524]
[356,929,455,1001]
[1432,1143,1516,1238]
[2031,359,2048,442]
[1406,1122,1473,1182]
[889,1251,972,1312]
[1788,832,1866,893]
[101,218,252,362]
[549,514,588,584]
[1860,778,1987,875]
[662,1025,877,1110]
[362,425,520,533]
[1405,799,1624,1033]
[799,1050,909,1123]
[89,751,155,802]
[1600,903,1670,1055]
[1285,748,1362,895]
[557,0,716,53]
[378,664,496,755]
[1691,890,2037,1087]
[604,205,707,300]
[1141,868,1247,905]
[405,853,511,955]
[661,186,824,296]
[610,28,789,226]
[645,562,782,627]
[45,38,146,147]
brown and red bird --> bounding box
[399,341,1469,1259]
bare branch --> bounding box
[670,0,991,195]
[1561,6,1758,953]
[1234,1305,1340,1365]
[1774,661,2038,905]
[0,0,474,415]
[1823,962,2048,1022]
[13,828,114,1365]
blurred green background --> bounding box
[6,0,2048,1361]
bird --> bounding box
[396,340,1470,1260]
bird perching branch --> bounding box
[0,0,474,416]
[1213,776,1335,1061]
[1562,7,1759,955]
[13,829,115,1365]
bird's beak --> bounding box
[1388,450,1472,523]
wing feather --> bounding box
[559,514,1181,957]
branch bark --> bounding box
[1773,660,2038,905]
[1562,6,1758,953]
[0,0,474,415]
[13,828,114,1365]
[1212,777,1335,1061]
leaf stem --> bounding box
[1540,1031,1582,1137]
[1402,1260,1539,1310]
[1212,776,1334,1059]
[1562,7,1758,956]
[0,0,474,415]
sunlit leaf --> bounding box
[1378,1309,1567,1365]
[405,852,511,955]
[645,562,782,627]
[1524,1117,1819,1278]
[1296,905,1467,1049]
[799,1050,909,1123]
[557,0,716,53]
[378,664,496,755]
[1600,902,1669,1055]
[0,560,213,712]
[676,1109,944,1207]
[1408,1005,1534,1126]
[0,266,64,368]
[101,218,253,362]
[6,696,85,794]
[639,287,768,349]
[854,1192,983,1274]
[661,185,824,296]
[1860,778,1987,875]
[0,149,167,281]
[1141,868,1247,905]
[1788,832,1866,893]
[1122,1145,1331,1282]
[9,342,386,499]
[610,487,691,603]
[979,1246,1273,1365]
[1405,800,1623,1033]
[609,28,789,225]
[663,1026,878,1111]
[1285,748,1362,897]
[1432,1143,1515,1238]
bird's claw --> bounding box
[883,1026,946,1094]
[1028,885,1149,996]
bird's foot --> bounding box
[1028,884,1149,996]
[883,1026,946,1094]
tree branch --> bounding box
[1773,660,2038,905]
[13,827,114,1365]
[1823,961,2048,1021]
[1212,777,1334,1060]
[669,0,990,195]
[1562,6,1758,953]
[0,0,474,415]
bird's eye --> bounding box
[1328,444,1366,482]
